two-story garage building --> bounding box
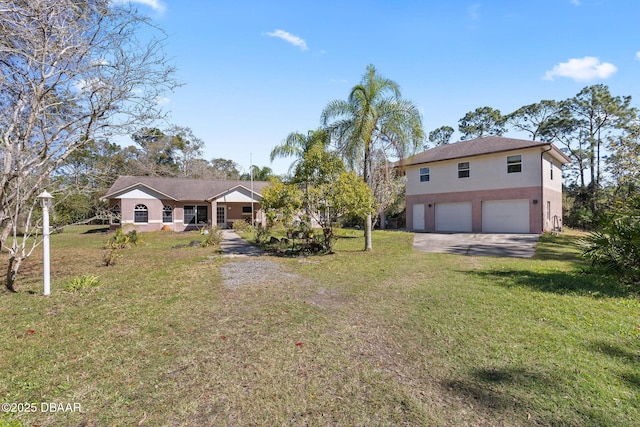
[404,136,571,234]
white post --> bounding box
[38,191,53,296]
[250,153,255,227]
[43,204,50,296]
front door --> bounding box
[216,206,227,228]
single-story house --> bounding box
[102,176,270,232]
[403,136,571,234]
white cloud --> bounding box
[635,51,640,60]
[155,96,171,106]
[266,29,308,51]
[570,0,580,5]
[543,56,617,81]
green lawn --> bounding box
[0,227,638,426]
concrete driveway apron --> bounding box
[413,233,540,258]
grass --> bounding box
[0,226,638,426]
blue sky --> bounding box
[127,0,640,175]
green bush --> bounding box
[65,274,102,291]
[103,228,140,266]
[581,197,640,285]
[255,223,269,244]
[105,228,140,249]
[201,226,224,248]
[232,220,251,232]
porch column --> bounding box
[210,200,218,228]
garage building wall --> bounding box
[406,186,542,233]
[406,148,542,196]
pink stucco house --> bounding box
[404,136,571,234]
[103,176,270,231]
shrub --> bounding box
[103,228,140,266]
[232,220,251,232]
[66,274,101,291]
[201,226,224,248]
[255,223,269,244]
[105,228,140,249]
[581,197,640,285]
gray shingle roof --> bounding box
[104,176,270,201]
[403,136,571,166]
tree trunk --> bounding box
[363,145,373,251]
[364,213,372,251]
[380,209,387,230]
[5,256,18,292]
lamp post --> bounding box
[37,191,53,296]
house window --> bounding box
[507,155,522,173]
[111,205,120,224]
[458,162,470,178]
[419,167,430,182]
[134,204,148,223]
[242,206,253,214]
[546,201,551,221]
[549,160,554,180]
[184,205,208,225]
[162,205,173,223]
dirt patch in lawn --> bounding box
[221,259,351,312]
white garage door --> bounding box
[412,204,425,230]
[435,202,472,232]
[482,200,530,233]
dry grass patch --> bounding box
[0,227,638,426]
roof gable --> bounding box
[108,184,176,201]
[404,136,571,166]
[211,185,263,203]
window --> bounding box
[184,205,208,225]
[546,201,551,221]
[162,205,173,223]
[507,155,522,173]
[111,205,120,224]
[458,162,470,178]
[134,204,148,223]
[549,160,554,180]
[419,167,430,182]
[242,206,253,214]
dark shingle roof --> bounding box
[103,176,270,201]
[403,136,571,166]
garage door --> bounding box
[435,202,472,232]
[412,204,425,230]
[482,200,530,233]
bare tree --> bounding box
[0,0,177,291]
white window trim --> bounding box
[162,205,173,223]
[133,204,149,224]
[458,162,470,179]
[507,154,522,174]
[419,167,430,182]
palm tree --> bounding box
[321,64,424,250]
[270,128,330,175]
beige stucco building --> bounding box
[404,136,571,234]
[103,176,269,231]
